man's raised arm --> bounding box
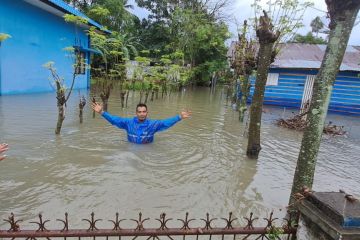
[155,110,192,132]
[91,102,128,129]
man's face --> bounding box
[136,106,148,121]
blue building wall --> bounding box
[0,0,90,95]
[249,69,360,116]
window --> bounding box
[75,51,86,75]
[266,73,279,86]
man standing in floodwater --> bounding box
[92,102,192,144]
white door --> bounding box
[300,75,316,114]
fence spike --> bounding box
[178,212,195,230]
[82,212,102,231]
[57,212,69,231]
[3,213,22,232]
[221,212,237,229]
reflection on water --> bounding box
[0,88,359,228]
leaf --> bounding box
[0,33,11,42]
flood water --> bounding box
[0,87,359,229]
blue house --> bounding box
[228,43,360,116]
[0,0,108,95]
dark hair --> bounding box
[136,103,147,111]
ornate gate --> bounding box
[0,211,296,240]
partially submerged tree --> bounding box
[289,0,360,206]
[246,0,312,158]
[230,21,257,122]
[78,92,86,124]
[90,28,136,111]
[44,14,88,134]
[246,10,280,158]
[44,59,78,134]
[132,55,151,103]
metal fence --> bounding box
[0,211,297,240]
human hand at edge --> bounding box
[0,143,9,161]
[180,110,192,119]
[0,143,8,154]
[91,102,104,114]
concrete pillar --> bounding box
[297,192,360,240]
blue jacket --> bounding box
[101,112,182,144]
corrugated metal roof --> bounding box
[227,42,360,72]
[40,0,111,33]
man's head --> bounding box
[136,103,148,122]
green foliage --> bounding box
[135,0,174,20]
[88,26,139,82]
[311,16,325,35]
[291,32,327,44]
[0,33,11,43]
[108,31,141,59]
[42,61,56,70]
[135,56,151,65]
[63,0,230,87]
[63,46,75,52]
[267,226,284,240]
[64,14,88,25]
[251,0,314,47]
[167,7,229,83]
[43,62,67,93]
[134,2,229,84]
[87,6,110,26]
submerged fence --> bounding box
[0,211,297,240]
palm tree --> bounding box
[107,32,142,59]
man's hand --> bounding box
[91,102,104,114]
[180,110,192,119]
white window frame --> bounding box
[266,73,279,86]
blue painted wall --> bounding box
[0,0,90,95]
[249,69,360,116]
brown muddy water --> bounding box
[0,87,359,229]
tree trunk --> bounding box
[235,81,240,111]
[231,80,238,108]
[79,107,84,123]
[101,97,108,112]
[79,97,86,124]
[100,86,111,112]
[55,104,65,135]
[125,90,129,108]
[92,97,96,118]
[139,90,143,103]
[226,84,232,102]
[54,80,66,135]
[289,0,360,205]
[120,91,126,108]
[246,11,279,158]
[239,75,250,122]
[132,80,136,93]
[144,90,150,104]
[246,43,274,157]
[150,90,155,101]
